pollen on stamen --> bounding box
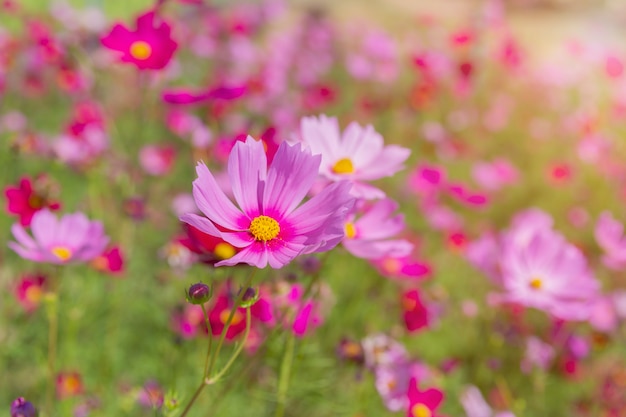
[332,158,354,174]
[129,41,152,60]
[249,215,280,242]
[51,246,72,262]
[344,222,356,239]
[411,403,432,417]
[529,277,542,290]
[219,309,244,325]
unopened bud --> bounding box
[11,397,37,417]
[239,287,259,308]
[186,282,212,305]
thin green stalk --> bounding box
[201,304,213,378]
[275,331,296,417]
[206,269,257,377]
[179,268,257,417]
[207,307,251,385]
[44,290,59,416]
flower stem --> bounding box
[179,268,257,417]
[201,304,213,378]
[275,331,296,417]
[44,290,59,416]
[207,307,251,384]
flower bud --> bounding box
[186,282,212,305]
[11,397,37,417]
[239,287,259,308]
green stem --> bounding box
[201,304,213,378]
[44,290,59,416]
[206,269,257,377]
[275,331,296,417]
[207,307,251,385]
[179,268,257,417]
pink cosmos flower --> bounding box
[100,10,177,70]
[181,136,354,268]
[521,337,555,373]
[472,159,518,191]
[595,211,626,270]
[4,176,61,226]
[500,217,599,321]
[342,198,413,260]
[139,144,176,176]
[298,115,410,199]
[15,274,47,313]
[402,289,429,333]
[372,254,431,281]
[406,378,444,417]
[461,385,516,417]
[9,209,109,264]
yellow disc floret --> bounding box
[344,222,356,239]
[529,277,542,290]
[332,158,354,174]
[249,215,280,242]
[214,242,236,260]
[411,403,432,417]
[51,246,73,262]
[129,41,152,60]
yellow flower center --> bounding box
[332,158,354,174]
[411,403,432,417]
[344,222,356,239]
[51,246,72,262]
[249,215,280,241]
[91,256,108,271]
[529,277,542,290]
[382,257,402,274]
[25,285,43,304]
[129,41,152,60]
[28,194,43,208]
[214,242,236,260]
[220,309,244,326]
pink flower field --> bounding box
[3,1,626,416]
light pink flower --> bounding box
[521,337,554,373]
[342,199,413,260]
[139,144,176,176]
[298,115,410,199]
[472,158,518,191]
[595,211,626,269]
[180,136,354,268]
[9,209,109,264]
[500,215,599,321]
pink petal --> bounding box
[193,162,248,231]
[263,142,321,219]
[229,137,266,217]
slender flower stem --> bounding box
[206,268,257,377]
[201,304,213,378]
[179,268,257,417]
[275,331,296,417]
[207,307,251,384]
[44,290,59,416]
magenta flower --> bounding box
[342,198,413,260]
[298,115,410,199]
[9,209,109,264]
[101,10,177,70]
[406,378,444,417]
[180,137,354,268]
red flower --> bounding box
[15,274,46,312]
[402,290,429,333]
[4,176,60,226]
[91,246,125,275]
[56,372,84,399]
[101,10,177,71]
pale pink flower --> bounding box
[472,158,518,191]
[342,199,413,260]
[139,144,176,176]
[9,209,109,264]
[298,115,410,199]
[521,337,554,373]
[595,211,626,269]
